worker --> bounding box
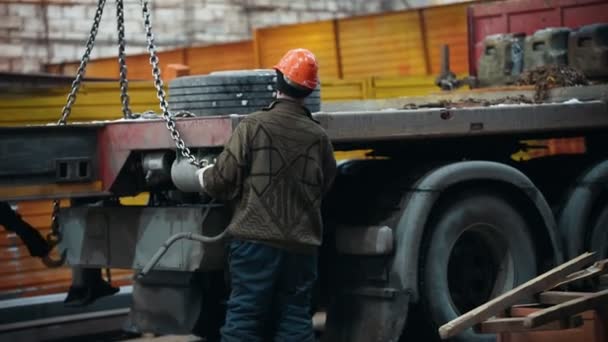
[0,201,50,258]
[196,48,337,341]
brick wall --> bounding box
[0,0,469,73]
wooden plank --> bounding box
[438,252,596,339]
[476,315,583,334]
[524,288,608,328]
[540,291,592,305]
[553,259,608,289]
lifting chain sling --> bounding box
[46,0,207,267]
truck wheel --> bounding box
[168,70,321,116]
[590,204,608,258]
[421,192,537,342]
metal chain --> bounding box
[140,0,205,168]
[49,199,61,243]
[46,0,106,268]
[57,0,107,125]
[43,199,67,268]
[116,0,132,119]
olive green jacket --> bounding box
[203,99,337,252]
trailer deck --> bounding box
[1,84,607,202]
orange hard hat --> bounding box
[273,48,319,90]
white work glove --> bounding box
[196,164,215,191]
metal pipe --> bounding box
[137,230,227,279]
[137,201,225,279]
[171,157,202,192]
[142,151,173,186]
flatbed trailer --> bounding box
[1,84,608,341]
[3,84,607,201]
[2,0,608,339]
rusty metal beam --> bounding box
[318,101,608,143]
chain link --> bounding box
[116,0,132,119]
[57,0,106,125]
[49,199,61,242]
[47,0,106,267]
[43,198,67,268]
[140,0,205,168]
[46,0,106,267]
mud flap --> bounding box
[322,288,410,342]
[128,270,226,339]
[129,271,202,335]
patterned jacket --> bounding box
[202,99,337,252]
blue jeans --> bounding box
[221,240,317,342]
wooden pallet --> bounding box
[439,252,608,339]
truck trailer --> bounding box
[1,0,608,341]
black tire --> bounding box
[590,204,608,259]
[168,69,321,115]
[421,192,537,342]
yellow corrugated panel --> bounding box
[321,78,369,101]
[187,41,255,75]
[370,74,471,98]
[119,193,150,206]
[254,20,340,80]
[47,2,475,82]
[339,11,428,78]
[423,3,470,74]
[370,75,438,98]
[0,82,160,126]
[334,150,374,160]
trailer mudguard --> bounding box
[558,159,608,259]
[389,161,562,302]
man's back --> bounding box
[202,99,336,252]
